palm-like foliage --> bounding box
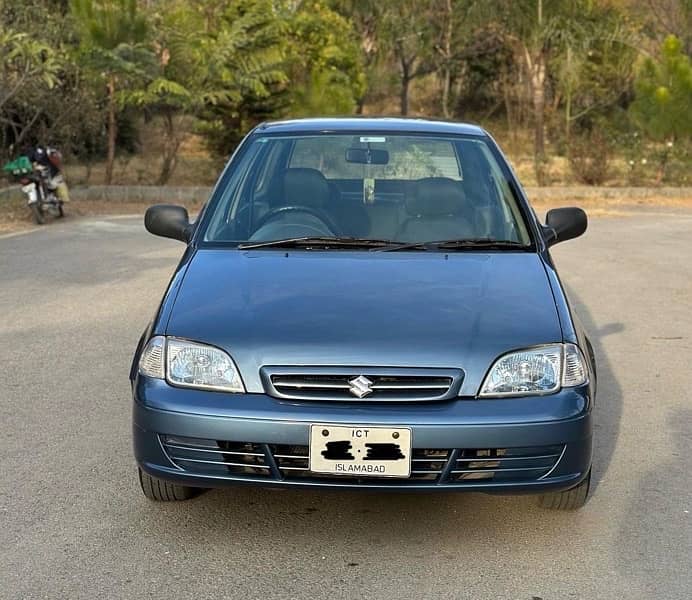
[71,0,147,50]
[71,0,153,183]
[187,0,289,154]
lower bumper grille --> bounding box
[160,435,563,486]
[161,435,270,477]
[270,445,450,482]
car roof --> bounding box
[256,117,485,137]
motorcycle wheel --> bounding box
[30,203,45,225]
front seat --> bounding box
[395,177,474,242]
[249,168,335,240]
[280,168,331,210]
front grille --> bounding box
[160,435,563,486]
[261,367,463,402]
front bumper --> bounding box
[133,378,593,493]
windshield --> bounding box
[202,133,531,247]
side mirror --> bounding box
[144,204,191,243]
[544,207,587,246]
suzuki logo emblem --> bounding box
[348,375,374,398]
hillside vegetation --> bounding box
[1,0,691,187]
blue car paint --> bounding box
[132,118,594,494]
[164,250,561,396]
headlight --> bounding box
[479,343,587,397]
[138,335,165,379]
[138,336,245,393]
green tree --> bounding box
[328,0,385,113]
[630,35,692,181]
[631,35,692,140]
[70,0,153,183]
[128,3,200,184]
[0,30,62,156]
[433,0,496,119]
[284,1,365,117]
[641,0,692,56]
[490,0,634,184]
[190,0,288,155]
[552,4,638,146]
[380,0,437,115]
[0,1,106,166]
[493,0,575,184]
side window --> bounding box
[203,140,264,240]
[474,141,529,242]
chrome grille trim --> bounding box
[164,443,265,457]
[451,466,548,474]
[174,457,271,469]
[261,366,463,402]
[160,435,270,477]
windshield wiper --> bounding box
[237,236,397,250]
[435,239,531,250]
[239,236,531,251]
[377,239,531,252]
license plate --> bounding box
[309,424,412,478]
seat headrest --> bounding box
[281,168,329,208]
[406,177,466,217]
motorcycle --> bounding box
[3,154,66,225]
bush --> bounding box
[568,130,612,185]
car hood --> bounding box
[166,249,562,395]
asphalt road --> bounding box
[1,210,691,600]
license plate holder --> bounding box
[309,424,412,478]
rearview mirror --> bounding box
[544,207,587,246]
[345,148,389,165]
[144,204,191,243]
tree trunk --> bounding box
[531,0,547,185]
[441,0,453,118]
[655,141,671,184]
[564,45,572,149]
[157,111,181,185]
[531,55,546,156]
[441,68,451,118]
[526,50,546,185]
[400,77,410,116]
[502,72,515,143]
[105,75,117,185]
[400,57,411,116]
[85,159,93,185]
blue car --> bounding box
[132,118,595,509]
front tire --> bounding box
[30,203,45,225]
[138,468,201,501]
[538,468,591,510]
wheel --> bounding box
[538,469,591,510]
[138,468,201,501]
[30,203,45,225]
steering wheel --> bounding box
[252,205,341,237]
